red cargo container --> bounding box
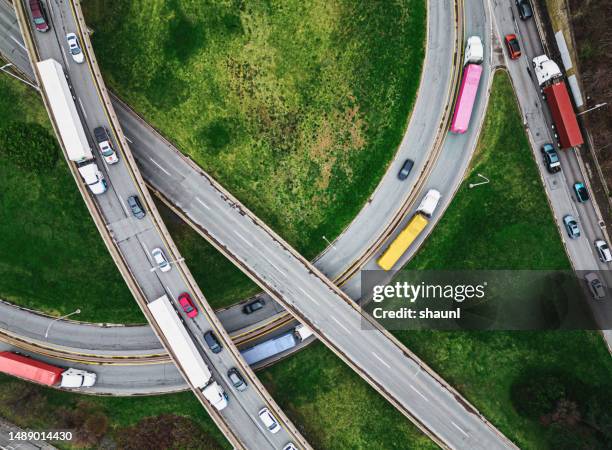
[0,352,63,386]
[543,82,583,149]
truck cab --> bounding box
[464,36,484,66]
[202,382,229,411]
[60,368,97,388]
[77,162,107,195]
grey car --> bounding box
[227,368,247,392]
[204,330,222,354]
[563,215,580,239]
[584,272,605,299]
[398,159,415,180]
[127,195,146,219]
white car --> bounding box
[258,407,281,434]
[151,247,171,272]
[66,32,84,64]
[595,240,612,263]
[283,443,298,450]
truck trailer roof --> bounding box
[36,59,92,162]
[0,351,64,386]
[544,82,584,148]
[450,64,483,134]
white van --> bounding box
[417,189,441,217]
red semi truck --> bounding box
[0,352,96,388]
[533,55,583,149]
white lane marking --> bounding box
[268,260,287,277]
[331,316,351,334]
[10,35,26,51]
[371,352,391,369]
[451,421,469,437]
[78,98,88,120]
[165,285,176,300]
[195,197,211,210]
[409,385,429,402]
[298,287,320,306]
[149,157,171,176]
[235,231,254,248]
[61,47,68,62]
[124,136,133,143]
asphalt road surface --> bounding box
[12,0,304,448]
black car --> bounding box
[516,0,533,20]
[127,195,146,219]
[398,159,415,181]
[243,298,265,314]
[204,330,222,354]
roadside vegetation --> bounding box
[0,373,229,449]
[397,71,612,449]
[83,0,427,263]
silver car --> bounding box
[151,247,171,272]
[595,240,612,263]
[584,272,605,300]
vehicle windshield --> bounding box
[34,17,45,24]
[101,147,114,157]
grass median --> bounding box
[395,71,612,449]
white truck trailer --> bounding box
[36,59,107,194]
[148,295,228,410]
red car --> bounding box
[29,0,49,32]
[504,34,521,60]
[178,293,198,318]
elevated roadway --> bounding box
[490,0,612,347]
[12,0,308,448]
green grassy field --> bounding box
[0,71,142,323]
[395,71,612,449]
[83,0,427,263]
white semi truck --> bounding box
[36,59,107,194]
[148,295,228,411]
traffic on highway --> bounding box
[0,0,609,448]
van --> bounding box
[417,189,441,217]
[29,0,49,32]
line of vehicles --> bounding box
[148,295,301,450]
[36,57,152,221]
